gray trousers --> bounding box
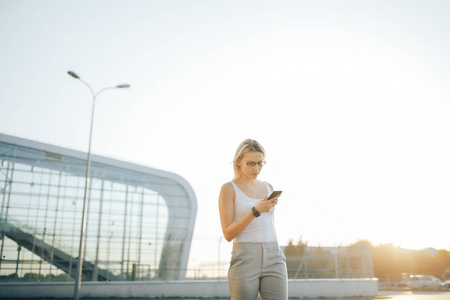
[228,242,288,300]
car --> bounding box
[442,280,450,289]
[408,275,443,290]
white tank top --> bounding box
[231,181,278,243]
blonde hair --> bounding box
[233,139,266,179]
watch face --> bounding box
[252,206,260,217]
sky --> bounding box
[1,0,450,267]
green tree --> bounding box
[373,244,404,281]
[284,237,307,278]
[373,245,450,282]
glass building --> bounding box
[0,133,197,282]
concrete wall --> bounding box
[0,279,378,299]
[288,279,378,298]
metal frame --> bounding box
[0,133,197,282]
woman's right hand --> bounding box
[255,195,279,213]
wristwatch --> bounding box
[252,206,261,218]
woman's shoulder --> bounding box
[220,182,236,200]
[260,180,274,191]
[221,181,234,191]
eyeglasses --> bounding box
[240,159,266,168]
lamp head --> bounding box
[67,71,80,79]
[116,84,130,88]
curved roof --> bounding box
[0,133,197,280]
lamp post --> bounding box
[67,71,129,300]
[217,236,223,280]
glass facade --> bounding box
[0,134,197,282]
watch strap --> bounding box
[252,206,261,217]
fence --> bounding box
[0,239,374,282]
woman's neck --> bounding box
[234,177,258,186]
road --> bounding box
[6,291,449,300]
[127,291,450,300]
[377,290,450,300]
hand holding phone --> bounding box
[267,190,282,200]
[255,190,282,214]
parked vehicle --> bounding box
[442,280,450,289]
[408,275,443,290]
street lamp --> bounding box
[218,236,223,280]
[67,70,130,300]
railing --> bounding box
[0,231,375,283]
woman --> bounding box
[218,139,288,300]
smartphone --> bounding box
[267,190,282,200]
